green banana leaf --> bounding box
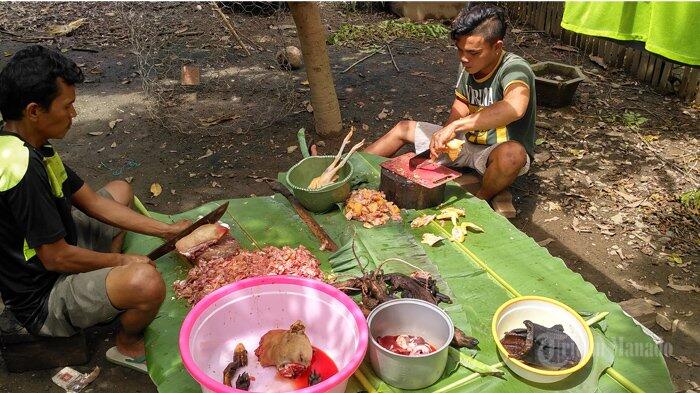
[123,153,672,393]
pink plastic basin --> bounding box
[179,275,368,393]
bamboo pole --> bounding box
[211,2,251,56]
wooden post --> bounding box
[289,2,343,137]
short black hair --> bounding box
[0,45,84,121]
[451,4,507,44]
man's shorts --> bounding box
[413,121,530,176]
[38,188,123,337]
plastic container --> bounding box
[492,296,594,383]
[532,61,586,108]
[367,299,454,390]
[179,276,368,393]
[285,156,353,213]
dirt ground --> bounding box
[0,3,698,392]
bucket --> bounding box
[179,276,368,393]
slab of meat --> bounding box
[173,245,324,305]
[255,320,313,379]
[175,223,229,259]
[193,236,240,263]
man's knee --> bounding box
[392,120,416,143]
[492,142,527,172]
[121,264,165,308]
[104,180,133,207]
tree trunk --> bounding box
[289,2,343,137]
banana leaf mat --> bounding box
[123,153,672,393]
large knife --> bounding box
[409,150,450,170]
[146,201,229,261]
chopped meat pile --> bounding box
[173,244,324,305]
[344,188,401,228]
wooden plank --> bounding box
[614,43,626,68]
[645,55,658,83]
[624,47,635,72]
[651,57,664,88]
[561,28,570,45]
[607,42,617,67]
[630,49,642,76]
[545,3,553,36]
[536,3,547,30]
[589,36,596,56]
[658,60,673,92]
[599,38,606,60]
[612,42,623,68]
[678,66,691,98]
[553,2,563,38]
[637,51,650,80]
[603,41,614,67]
[681,67,700,101]
[596,39,605,61]
[585,35,593,55]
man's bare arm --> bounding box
[71,183,187,239]
[443,98,470,126]
[36,239,149,273]
[453,84,529,133]
[430,84,529,157]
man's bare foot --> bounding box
[491,190,516,218]
[310,144,318,156]
[116,330,145,358]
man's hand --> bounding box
[160,219,192,239]
[429,124,458,159]
[119,254,155,267]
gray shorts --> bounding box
[38,188,123,337]
[414,121,530,176]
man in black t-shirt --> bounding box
[0,46,190,373]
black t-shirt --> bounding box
[0,130,84,332]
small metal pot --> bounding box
[367,299,454,390]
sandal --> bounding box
[105,346,148,374]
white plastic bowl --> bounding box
[492,296,594,383]
[179,276,368,393]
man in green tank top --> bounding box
[366,4,536,211]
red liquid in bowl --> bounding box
[291,347,338,389]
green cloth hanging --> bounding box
[561,1,700,65]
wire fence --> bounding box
[117,2,302,135]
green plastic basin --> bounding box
[285,155,353,213]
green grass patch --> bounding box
[679,189,700,215]
[327,19,450,46]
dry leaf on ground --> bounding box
[109,118,123,129]
[627,279,663,295]
[48,18,86,36]
[197,149,213,160]
[150,182,163,197]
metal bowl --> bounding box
[367,299,454,390]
